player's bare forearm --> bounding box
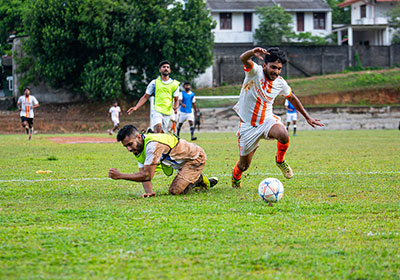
[127,94,149,114]
[240,47,268,69]
[33,104,39,109]
[287,94,324,128]
[192,102,197,112]
[109,165,156,182]
[173,96,179,112]
[141,181,155,197]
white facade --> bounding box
[212,11,332,44]
[334,1,396,46]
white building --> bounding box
[207,0,332,44]
[334,0,398,46]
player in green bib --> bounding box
[109,125,218,197]
[127,60,180,133]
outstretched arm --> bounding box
[127,94,150,115]
[108,164,157,182]
[287,94,324,128]
[240,47,269,70]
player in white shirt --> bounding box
[17,87,39,140]
[127,60,180,133]
[231,47,323,188]
[108,101,122,135]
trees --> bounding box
[326,0,351,25]
[254,5,294,45]
[0,0,27,55]
[21,0,215,100]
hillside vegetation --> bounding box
[196,68,400,97]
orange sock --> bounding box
[276,139,290,163]
[233,161,243,180]
[171,122,176,133]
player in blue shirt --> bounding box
[285,99,297,136]
[177,82,197,141]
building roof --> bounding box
[207,0,331,12]
[338,0,400,8]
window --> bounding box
[220,13,232,30]
[313,13,325,30]
[244,13,252,31]
[297,12,304,32]
[360,4,366,18]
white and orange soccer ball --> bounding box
[258,178,284,203]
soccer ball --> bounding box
[258,178,284,203]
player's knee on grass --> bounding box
[169,177,191,195]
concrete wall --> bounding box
[199,43,400,87]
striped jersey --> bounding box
[17,95,39,118]
[233,62,292,126]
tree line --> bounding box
[1,0,215,100]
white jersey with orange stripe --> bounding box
[17,95,39,118]
[233,62,292,126]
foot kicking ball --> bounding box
[258,178,284,203]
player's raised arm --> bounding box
[286,94,324,128]
[240,47,268,69]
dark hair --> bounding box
[117,125,139,142]
[183,81,191,86]
[23,87,31,92]
[158,60,171,68]
[265,48,287,65]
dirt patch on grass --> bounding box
[48,136,117,144]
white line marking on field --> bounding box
[0,171,399,183]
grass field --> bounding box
[1,130,399,279]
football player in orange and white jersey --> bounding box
[231,47,323,188]
[17,87,39,140]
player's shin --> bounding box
[276,138,290,163]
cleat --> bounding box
[192,175,218,191]
[191,137,197,141]
[275,157,293,179]
[208,177,218,188]
[231,172,242,189]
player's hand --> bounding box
[181,104,186,108]
[253,47,269,61]
[108,168,122,180]
[173,107,178,114]
[141,192,156,198]
[127,107,137,115]
[306,117,324,128]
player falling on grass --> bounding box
[17,87,39,140]
[108,101,121,135]
[231,47,324,188]
[127,60,180,133]
[177,82,197,140]
[109,125,218,197]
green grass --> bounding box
[196,69,400,97]
[1,131,400,279]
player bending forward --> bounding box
[231,47,323,188]
[17,87,39,140]
[109,125,218,197]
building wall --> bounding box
[212,10,332,44]
[351,2,393,25]
[199,43,400,88]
